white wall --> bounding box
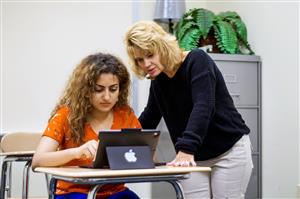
[2,2,132,133]
[299,3,300,197]
[130,0,156,115]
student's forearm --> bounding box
[32,148,77,169]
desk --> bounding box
[35,166,211,199]
[0,151,35,199]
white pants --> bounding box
[179,135,253,199]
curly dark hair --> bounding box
[51,52,131,143]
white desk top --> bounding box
[0,151,35,156]
[35,166,211,178]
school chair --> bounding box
[0,132,48,199]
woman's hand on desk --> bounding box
[73,140,98,160]
[167,151,196,167]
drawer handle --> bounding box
[224,74,237,83]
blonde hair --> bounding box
[125,21,183,79]
[50,53,130,144]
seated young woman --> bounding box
[32,52,141,199]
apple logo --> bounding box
[124,149,137,163]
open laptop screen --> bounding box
[93,128,160,168]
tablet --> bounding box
[93,128,160,168]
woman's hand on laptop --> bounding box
[167,151,196,167]
[73,140,98,160]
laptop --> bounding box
[92,128,160,169]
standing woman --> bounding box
[32,53,141,199]
[124,21,253,199]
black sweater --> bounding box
[139,49,250,161]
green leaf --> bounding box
[174,17,189,39]
[218,11,240,20]
[179,28,201,51]
[174,17,185,39]
[175,20,199,42]
[228,18,247,42]
[227,18,255,54]
[190,8,215,39]
[214,21,238,54]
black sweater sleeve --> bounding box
[175,50,216,155]
[139,84,162,129]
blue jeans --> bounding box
[55,188,140,199]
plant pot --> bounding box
[198,30,220,53]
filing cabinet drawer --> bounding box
[214,60,259,106]
[237,108,259,153]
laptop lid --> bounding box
[93,128,160,168]
[106,146,155,170]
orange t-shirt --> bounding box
[43,105,141,198]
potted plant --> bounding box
[174,8,254,54]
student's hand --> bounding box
[167,151,196,167]
[73,140,98,160]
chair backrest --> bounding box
[0,132,42,152]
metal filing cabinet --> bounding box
[152,53,262,199]
[211,53,262,199]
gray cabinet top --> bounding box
[208,53,261,62]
